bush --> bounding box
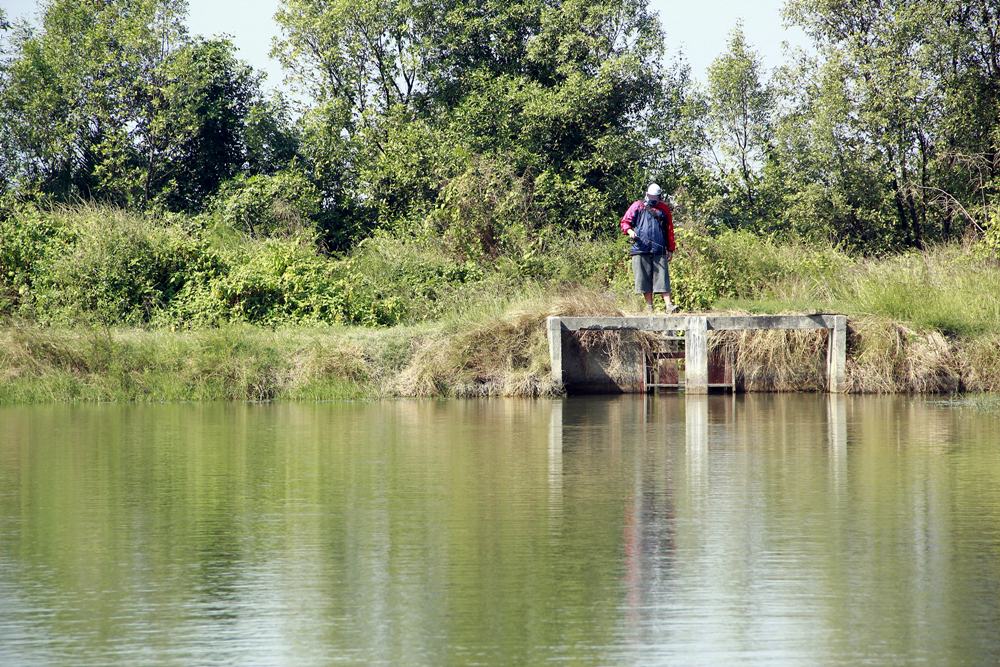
[212,168,321,238]
[213,239,336,323]
[427,157,537,261]
[155,238,331,326]
[165,237,418,328]
[341,236,483,324]
[670,227,849,310]
[0,205,70,315]
[24,206,221,325]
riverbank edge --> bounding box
[3,294,999,403]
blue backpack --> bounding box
[629,203,668,255]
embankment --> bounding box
[3,293,999,403]
[3,206,999,402]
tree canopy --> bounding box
[0,0,997,254]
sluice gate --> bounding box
[546,314,847,394]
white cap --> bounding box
[646,183,662,199]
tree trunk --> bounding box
[906,189,923,249]
[891,177,912,247]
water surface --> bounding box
[2,396,999,665]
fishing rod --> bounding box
[630,231,670,253]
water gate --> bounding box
[546,314,847,394]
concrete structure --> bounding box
[547,314,848,394]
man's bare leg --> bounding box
[644,292,654,312]
[658,292,675,313]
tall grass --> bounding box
[721,243,1000,338]
[833,248,1000,336]
[3,204,1000,401]
[0,290,626,403]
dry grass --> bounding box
[391,290,623,397]
[959,334,1000,392]
[846,318,962,393]
[712,329,829,392]
[707,314,994,394]
[2,288,998,402]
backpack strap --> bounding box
[630,201,644,227]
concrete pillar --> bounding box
[547,316,563,386]
[685,316,709,394]
[828,315,847,393]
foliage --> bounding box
[3,0,998,258]
[0,1,289,211]
[212,169,322,239]
[782,0,1000,249]
[274,0,665,237]
[0,203,69,314]
[23,206,221,325]
[427,157,536,260]
[145,37,264,211]
[705,24,774,224]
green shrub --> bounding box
[27,206,221,325]
[212,168,321,238]
[426,157,536,261]
[670,227,849,310]
[0,205,71,315]
[156,237,349,327]
[214,239,346,324]
[342,236,483,324]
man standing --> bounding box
[620,184,676,313]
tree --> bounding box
[768,51,898,251]
[0,1,291,212]
[646,56,719,224]
[784,0,1000,249]
[705,24,774,224]
[144,38,263,211]
[274,0,667,240]
[274,0,427,124]
[0,8,16,198]
[0,0,189,203]
[244,94,301,177]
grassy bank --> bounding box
[3,290,999,403]
[0,292,622,403]
[2,205,999,402]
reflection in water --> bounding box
[1,397,1000,665]
[828,395,847,496]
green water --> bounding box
[1,396,999,665]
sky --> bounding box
[4,0,810,90]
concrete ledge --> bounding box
[558,314,841,332]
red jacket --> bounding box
[620,200,675,253]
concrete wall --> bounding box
[548,315,847,394]
[560,330,645,394]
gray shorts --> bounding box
[632,253,670,294]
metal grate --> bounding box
[642,332,735,393]
[644,332,685,391]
